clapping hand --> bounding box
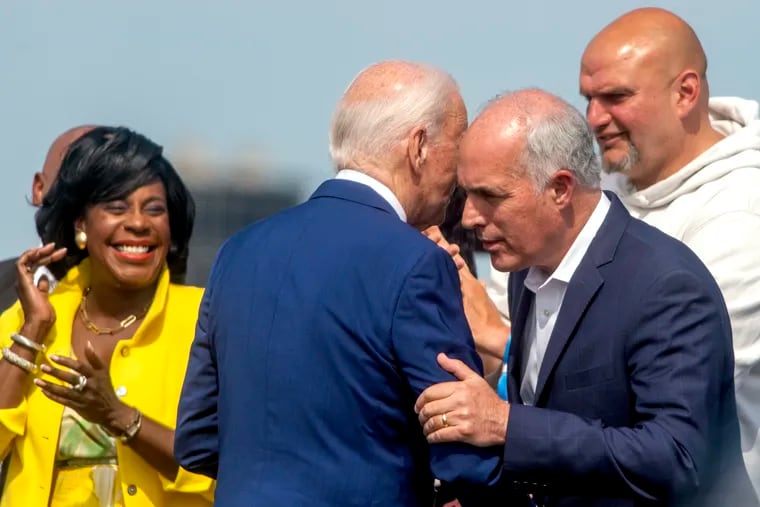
[35,341,130,431]
[15,243,66,333]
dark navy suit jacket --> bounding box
[481,193,756,507]
[175,179,502,506]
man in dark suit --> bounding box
[0,125,95,313]
[174,61,502,506]
[415,89,757,507]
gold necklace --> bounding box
[78,287,150,335]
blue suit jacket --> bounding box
[485,194,756,507]
[175,179,502,506]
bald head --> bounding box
[33,125,97,206]
[471,89,573,141]
[341,60,441,104]
[464,89,600,189]
[583,8,706,82]
[580,9,721,189]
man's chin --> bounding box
[602,158,629,175]
[491,254,526,274]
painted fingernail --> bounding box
[40,364,52,373]
[34,379,46,387]
[50,355,61,361]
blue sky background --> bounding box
[1,0,758,258]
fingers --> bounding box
[425,424,463,444]
[417,397,456,426]
[37,277,50,292]
[83,341,105,370]
[49,354,94,377]
[437,353,480,381]
[34,378,84,408]
[423,227,453,249]
[422,226,444,242]
[17,243,66,272]
[414,381,458,414]
[423,409,458,437]
[39,363,82,386]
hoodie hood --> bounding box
[614,97,760,210]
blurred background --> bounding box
[1,0,758,284]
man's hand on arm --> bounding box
[415,353,509,447]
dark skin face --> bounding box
[35,182,172,430]
[75,181,171,292]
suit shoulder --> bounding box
[619,217,718,283]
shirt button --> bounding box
[543,309,551,317]
[127,484,137,496]
[115,386,127,398]
[120,346,130,357]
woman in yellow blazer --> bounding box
[0,127,213,506]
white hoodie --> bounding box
[486,96,760,496]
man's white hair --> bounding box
[328,65,458,169]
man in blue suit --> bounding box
[415,89,757,506]
[174,61,502,506]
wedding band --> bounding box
[442,413,449,428]
[73,374,88,392]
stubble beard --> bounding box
[602,142,641,176]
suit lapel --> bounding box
[532,192,629,404]
[507,271,533,404]
[533,267,603,403]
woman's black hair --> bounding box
[440,186,481,276]
[35,126,195,283]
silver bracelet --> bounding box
[10,333,45,353]
[1,346,39,374]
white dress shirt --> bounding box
[519,193,610,405]
[335,169,407,222]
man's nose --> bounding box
[586,98,611,130]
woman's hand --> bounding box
[422,226,468,270]
[15,243,67,334]
[34,341,131,432]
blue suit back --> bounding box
[175,180,501,506]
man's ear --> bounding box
[406,126,428,176]
[674,69,701,119]
[547,169,575,208]
[31,172,45,207]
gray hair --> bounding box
[492,89,601,190]
[328,66,458,169]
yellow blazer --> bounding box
[0,260,214,506]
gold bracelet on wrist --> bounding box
[1,346,39,374]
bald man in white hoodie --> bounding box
[467,7,760,500]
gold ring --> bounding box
[442,413,449,428]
